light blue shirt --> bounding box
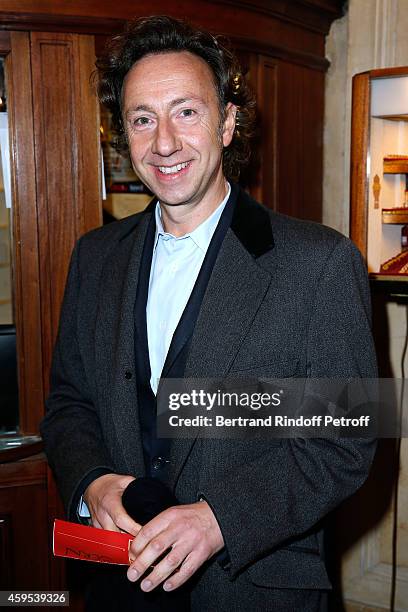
[78,184,230,518]
[147,183,231,394]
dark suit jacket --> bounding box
[41,186,377,611]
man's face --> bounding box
[121,51,236,208]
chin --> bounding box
[157,196,192,207]
[155,188,197,207]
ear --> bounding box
[222,102,237,147]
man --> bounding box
[41,15,377,612]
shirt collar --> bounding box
[154,182,231,253]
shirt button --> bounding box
[151,456,167,470]
[125,370,133,380]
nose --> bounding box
[151,118,182,157]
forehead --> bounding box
[122,51,218,105]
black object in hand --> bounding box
[121,477,179,525]
[119,478,190,612]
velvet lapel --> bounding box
[95,211,153,476]
[167,188,275,489]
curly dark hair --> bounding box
[96,15,256,181]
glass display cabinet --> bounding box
[351,66,408,294]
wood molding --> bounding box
[369,65,408,78]
[0,453,46,488]
[0,439,43,463]
[0,0,344,35]
[0,16,329,72]
[349,72,370,259]
[0,14,328,72]
[76,35,102,235]
[0,0,337,69]
[0,11,126,35]
[231,36,329,72]
[206,0,344,34]
[7,32,44,435]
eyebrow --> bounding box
[125,97,202,116]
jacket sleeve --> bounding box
[198,236,377,578]
[40,239,116,520]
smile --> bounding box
[157,161,190,174]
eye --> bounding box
[134,116,151,126]
[129,116,154,131]
[180,108,196,118]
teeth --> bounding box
[158,161,189,174]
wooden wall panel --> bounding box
[7,32,101,434]
[276,60,324,221]
[0,513,12,589]
[0,30,10,51]
[31,33,78,360]
[77,36,101,234]
[256,56,278,209]
[30,32,101,400]
[0,454,48,589]
[232,48,261,199]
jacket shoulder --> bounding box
[269,209,347,253]
[235,186,353,262]
[81,209,148,245]
[63,209,151,286]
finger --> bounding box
[98,513,141,535]
[163,551,201,591]
[92,518,103,529]
[93,501,141,535]
[115,512,142,536]
[130,510,174,556]
[128,526,178,583]
[138,544,190,592]
[128,524,184,581]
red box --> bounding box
[53,519,134,565]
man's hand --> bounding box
[84,473,141,536]
[127,500,224,592]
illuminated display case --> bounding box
[350,67,408,293]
